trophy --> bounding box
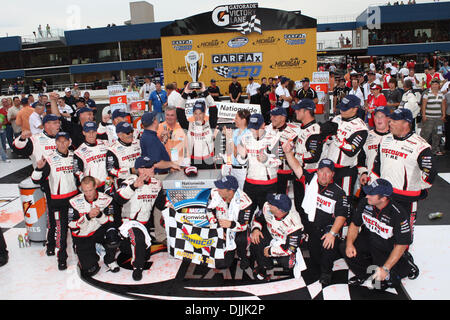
[185,50,204,90]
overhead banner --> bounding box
[161,28,317,95]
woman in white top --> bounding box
[349,79,365,107]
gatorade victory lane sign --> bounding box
[160,4,317,94]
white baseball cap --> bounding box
[64,87,71,93]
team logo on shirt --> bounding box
[362,213,393,239]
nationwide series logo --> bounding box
[196,39,224,49]
[212,52,263,64]
[227,36,249,48]
[212,3,261,34]
[269,58,307,69]
[172,40,193,51]
[284,33,307,45]
[252,36,280,46]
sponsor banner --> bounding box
[172,40,193,51]
[284,33,307,45]
[163,208,226,268]
[216,101,261,119]
[310,82,328,114]
[161,28,316,92]
[107,85,124,97]
[312,71,330,84]
[212,52,262,64]
[212,3,261,35]
[228,36,249,48]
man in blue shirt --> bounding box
[140,111,181,175]
[149,82,168,123]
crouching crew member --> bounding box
[342,179,417,289]
[31,132,78,270]
[284,141,351,285]
[68,176,120,277]
[250,194,304,281]
[207,175,253,270]
[114,156,167,281]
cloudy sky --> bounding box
[1,0,434,38]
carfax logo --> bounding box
[284,33,307,45]
[227,36,249,48]
[212,52,262,64]
[269,57,306,69]
[172,40,193,51]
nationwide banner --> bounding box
[183,99,260,120]
[163,208,226,268]
[161,28,316,96]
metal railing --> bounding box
[22,28,66,44]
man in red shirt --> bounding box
[382,68,392,89]
[426,67,444,89]
[366,83,387,128]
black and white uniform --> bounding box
[250,202,304,271]
[291,121,323,225]
[341,198,412,286]
[265,122,299,194]
[12,131,57,167]
[301,171,351,275]
[206,188,253,268]
[31,150,78,263]
[322,115,368,198]
[371,132,436,240]
[357,129,390,197]
[68,192,116,271]
[114,175,166,269]
[237,131,281,221]
[73,139,109,191]
[177,93,218,169]
[106,138,141,227]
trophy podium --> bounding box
[185,50,204,90]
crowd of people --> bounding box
[0,54,448,288]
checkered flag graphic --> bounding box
[228,15,262,35]
[213,66,231,78]
[163,208,226,268]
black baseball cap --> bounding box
[270,107,288,117]
[42,114,59,124]
[214,175,239,191]
[115,121,133,134]
[55,131,70,140]
[82,121,98,132]
[292,99,315,111]
[267,194,292,213]
[318,158,335,172]
[362,178,393,197]
[134,156,156,169]
[247,114,264,130]
[388,108,413,123]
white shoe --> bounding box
[1,159,11,163]
[106,261,120,273]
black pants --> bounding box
[333,166,358,200]
[249,225,291,270]
[235,230,249,261]
[392,199,418,243]
[40,181,54,249]
[276,173,292,194]
[0,228,7,255]
[308,225,342,275]
[445,114,450,151]
[340,230,410,286]
[47,198,70,263]
[215,250,236,269]
[243,181,277,221]
[119,227,150,270]
[73,223,116,271]
[292,178,311,230]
